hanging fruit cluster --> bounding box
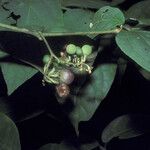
[42,43,94,99]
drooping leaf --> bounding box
[0,113,21,150]
[126,1,150,25]
[0,62,38,95]
[64,9,94,32]
[38,142,77,150]
[38,141,99,150]
[116,30,150,72]
[0,50,9,58]
[61,0,125,9]
[139,68,150,80]
[6,0,64,32]
[101,114,150,143]
[80,141,100,150]
[69,64,117,131]
[90,6,125,32]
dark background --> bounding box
[0,0,150,150]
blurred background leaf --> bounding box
[101,114,150,143]
[69,64,117,132]
[125,0,150,25]
[0,113,21,150]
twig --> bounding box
[38,32,60,62]
[17,58,44,74]
[0,22,122,38]
[43,28,122,37]
[0,23,42,40]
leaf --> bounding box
[6,0,64,32]
[63,6,125,38]
[64,9,94,32]
[61,0,108,9]
[61,0,125,9]
[39,141,99,150]
[0,62,38,95]
[0,113,21,150]
[0,50,9,58]
[80,141,100,150]
[126,1,150,25]
[0,3,11,24]
[116,30,150,72]
[101,114,150,143]
[70,64,117,132]
[139,68,150,80]
[91,6,125,32]
[38,142,77,150]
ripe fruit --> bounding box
[42,54,50,64]
[66,44,76,55]
[59,69,74,85]
[82,44,92,56]
[56,83,70,99]
[76,46,83,56]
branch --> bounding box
[43,28,122,37]
[38,32,60,62]
[0,23,42,40]
[0,22,122,38]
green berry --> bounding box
[43,54,50,64]
[82,44,92,56]
[66,44,76,55]
[76,46,83,56]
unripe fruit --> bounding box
[66,44,76,55]
[43,54,50,64]
[76,46,83,56]
[82,44,92,56]
[60,69,74,85]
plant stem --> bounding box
[38,32,60,62]
[17,58,44,74]
[0,22,122,38]
[0,23,41,40]
[43,28,122,37]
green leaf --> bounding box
[0,113,21,150]
[0,50,9,58]
[101,114,150,143]
[139,68,150,80]
[61,0,125,9]
[70,64,117,131]
[91,6,125,32]
[0,62,38,95]
[126,1,150,25]
[38,142,77,150]
[0,2,17,28]
[0,5,10,24]
[64,9,94,32]
[80,141,100,150]
[63,6,125,37]
[116,30,150,72]
[6,0,64,32]
[39,141,99,150]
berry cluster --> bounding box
[42,43,94,99]
[60,43,93,74]
[66,44,93,56]
[42,43,94,96]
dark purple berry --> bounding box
[56,83,70,99]
[60,69,74,85]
